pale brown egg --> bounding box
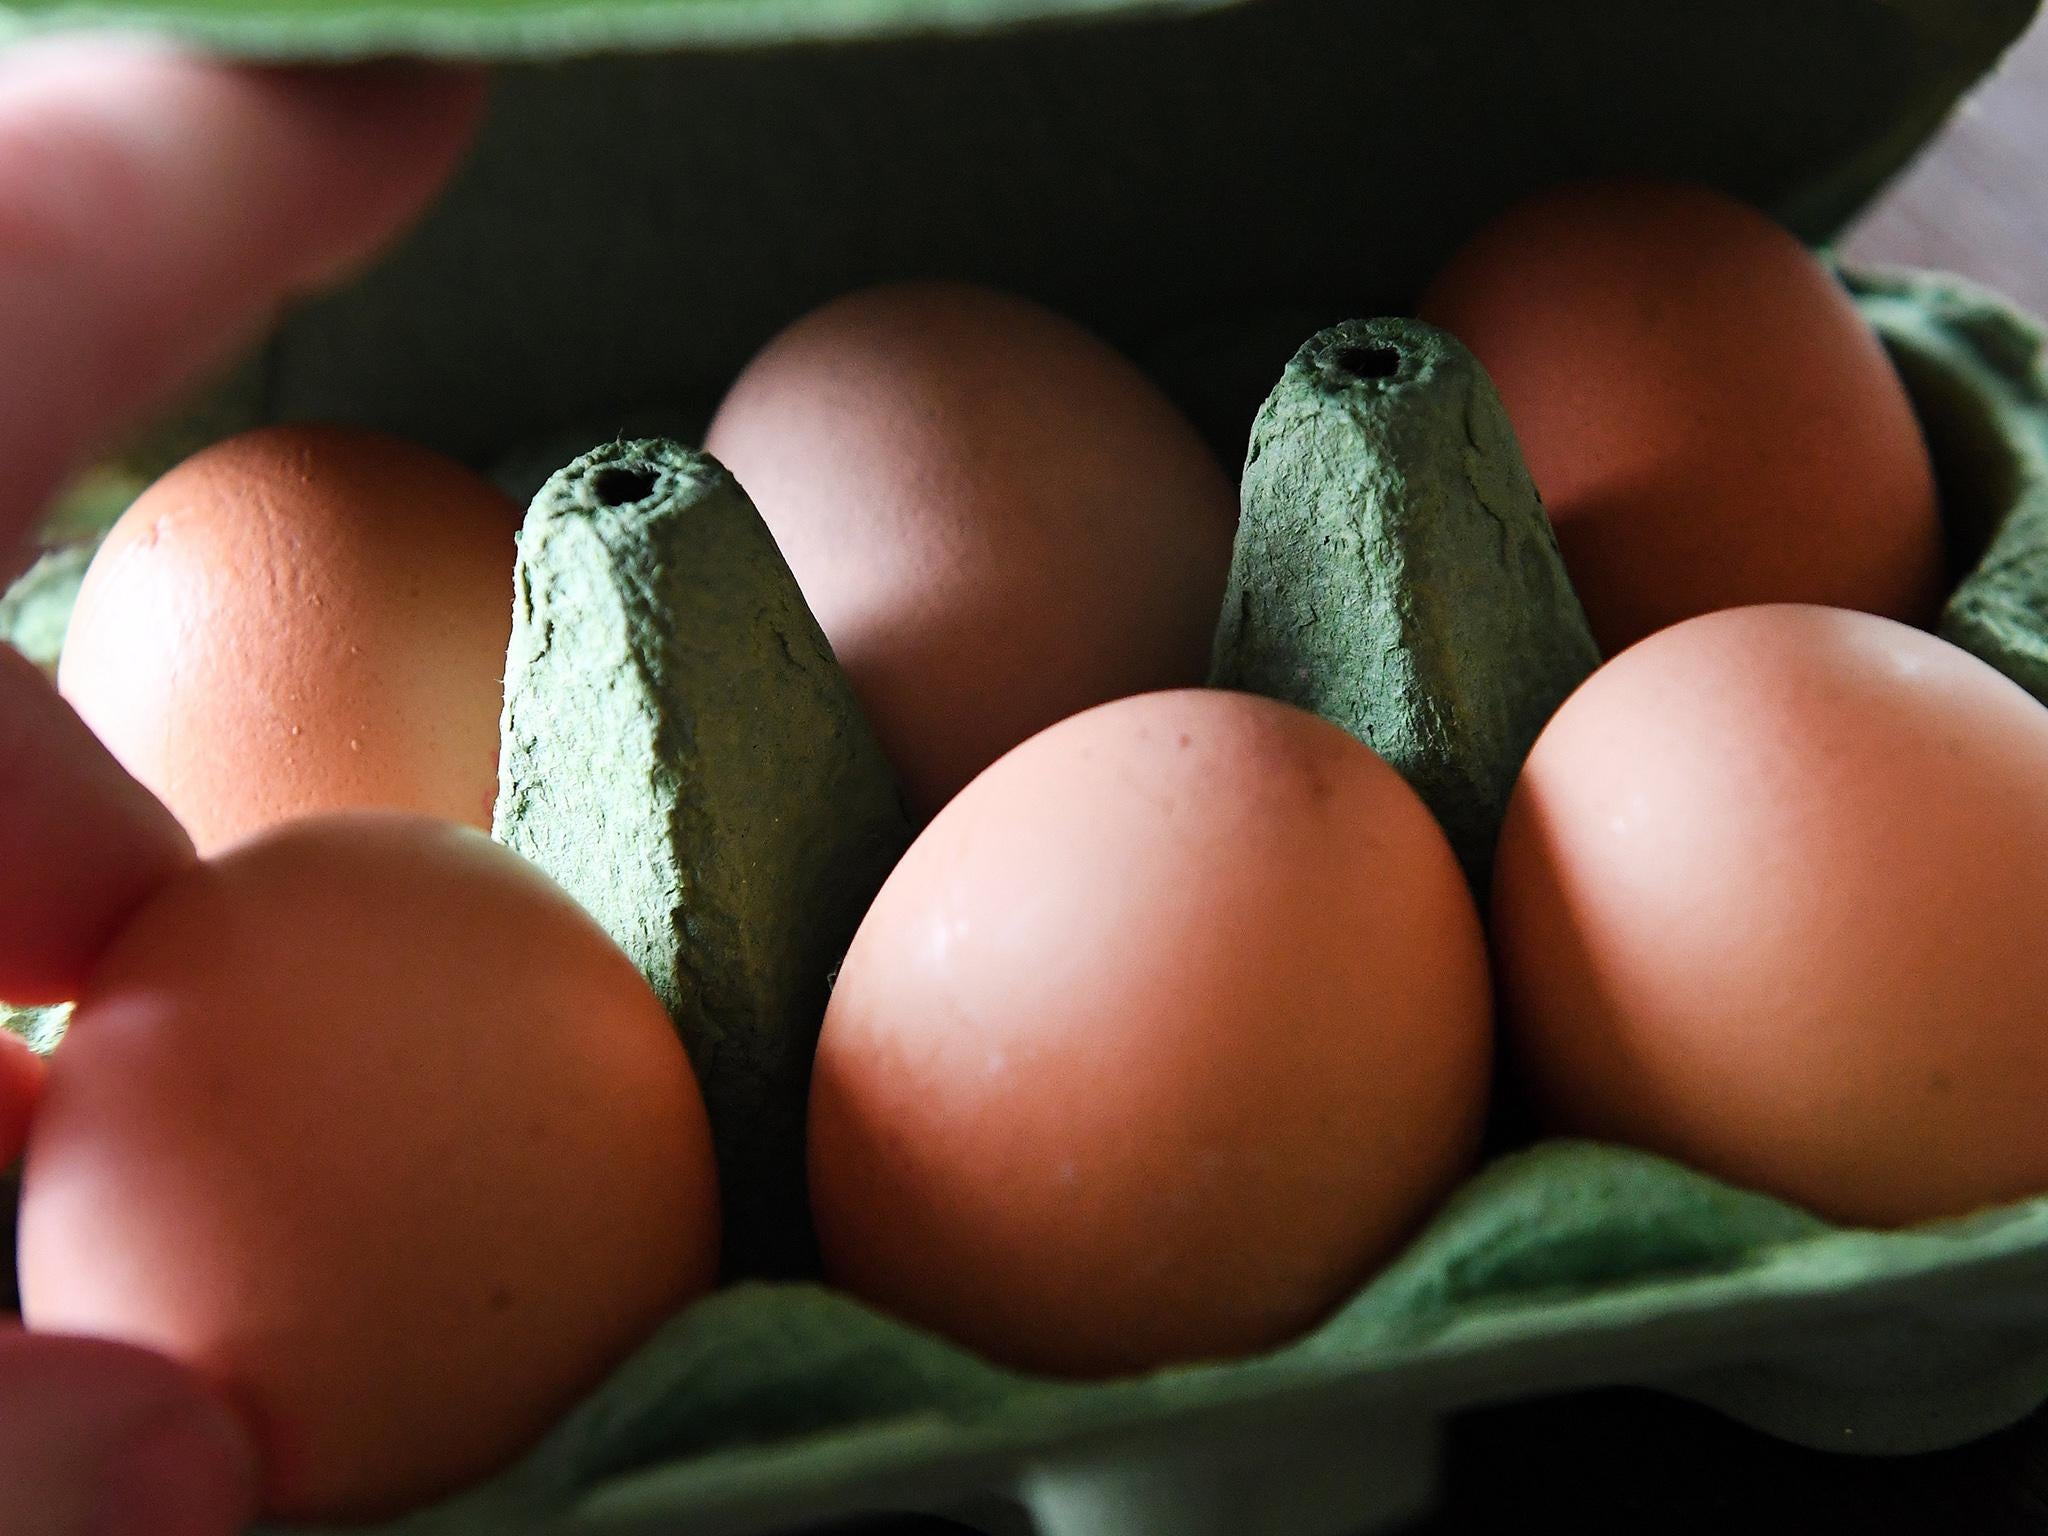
[58,425,519,854]
[1493,605,2048,1226]
[1419,180,1943,654]
[18,814,720,1520]
[703,282,1238,819]
[808,689,1492,1376]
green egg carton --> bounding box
[8,2,2048,1533]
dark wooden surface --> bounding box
[1843,13,2048,314]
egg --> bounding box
[1493,605,2048,1226]
[703,282,1238,818]
[18,814,719,1519]
[808,689,1492,1376]
[58,425,520,854]
[1419,179,1943,654]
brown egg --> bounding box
[58,425,519,854]
[808,690,1491,1376]
[703,283,1238,819]
[1493,605,2048,1226]
[18,814,720,1520]
[1419,180,1943,654]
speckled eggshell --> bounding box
[1493,605,2048,1226]
[58,426,519,854]
[808,689,1492,1377]
[1420,180,1944,655]
[703,282,1239,819]
[18,814,721,1521]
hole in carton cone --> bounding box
[1334,344,1402,381]
[591,466,659,506]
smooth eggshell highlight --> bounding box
[1494,605,2048,1226]
[58,425,519,854]
[809,689,1492,1376]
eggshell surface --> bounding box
[1493,605,2048,1226]
[1420,180,1943,654]
[58,425,520,854]
[808,689,1492,1376]
[704,283,1238,818]
[18,814,720,1520]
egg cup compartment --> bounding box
[1861,269,2048,699]
[8,2,2048,1533]
[0,269,2036,1536]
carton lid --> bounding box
[0,0,1242,56]
[11,0,2041,461]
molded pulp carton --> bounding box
[4,4,2048,1533]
